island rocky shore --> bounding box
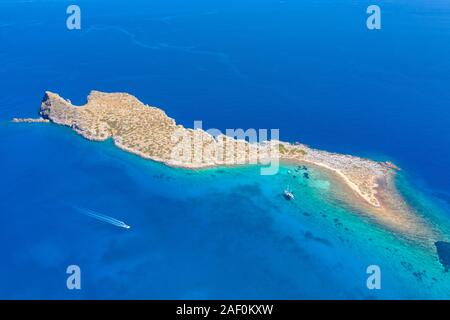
[11,117,50,123]
[24,90,441,240]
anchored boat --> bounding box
[283,185,295,201]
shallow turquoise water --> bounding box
[0,123,449,299]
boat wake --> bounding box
[73,206,131,229]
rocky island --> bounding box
[22,90,440,241]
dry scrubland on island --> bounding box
[13,90,442,242]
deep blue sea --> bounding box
[0,0,449,299]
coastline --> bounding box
[282,158,439,243]
[300,159,382,208]
[35,91,394,206]
[15,90,444,243]
[11,117,50,123]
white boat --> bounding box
[283,186,295,201]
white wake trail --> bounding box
[73,206,131,229]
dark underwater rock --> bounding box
[435,241,450,272]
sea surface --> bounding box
[0,0,449,299]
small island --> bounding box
[20,90,440,241]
